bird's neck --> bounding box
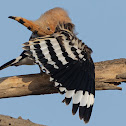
[55,22,75,33]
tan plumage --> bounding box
[9,7,72,36]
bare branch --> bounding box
[0,58,126,99]
[0,115,45,126]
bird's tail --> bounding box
[0,59,16,70]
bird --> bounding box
[0,7,95,123]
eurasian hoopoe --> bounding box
[0,7,95,124]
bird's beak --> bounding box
[8,16,46,36]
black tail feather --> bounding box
[79,106,86,120]
[72,103,80,115]
[62,97,72,105]
[83,106,93,123]
[0,59,16,70]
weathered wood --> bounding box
[95,58,126,83]
[0,73,57,99]
[0,115,45,126]
[0,58,126,99]
[95,58,126,90]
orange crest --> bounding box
[8,7,72,36]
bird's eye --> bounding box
[47,27,50,30]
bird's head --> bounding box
[8,7,74,36]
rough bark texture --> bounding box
[95,58,126,90]
[0,115,45,126]
[0,58,126,99]
[0,58,126,125]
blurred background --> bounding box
[0,0,126,126]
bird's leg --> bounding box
[38,64,44,74]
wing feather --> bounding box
[23,30,95,123]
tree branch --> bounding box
[0,58,126,99]
[0,58,126,126]
[0,115,45,126]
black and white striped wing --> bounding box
[23,33,95,123]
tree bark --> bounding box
[0,58,126,99]
[0,58,126,126]
[0,115,45,126]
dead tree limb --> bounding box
[0,58,126,126]
[0,115,45,126]
[0,58,126,99]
